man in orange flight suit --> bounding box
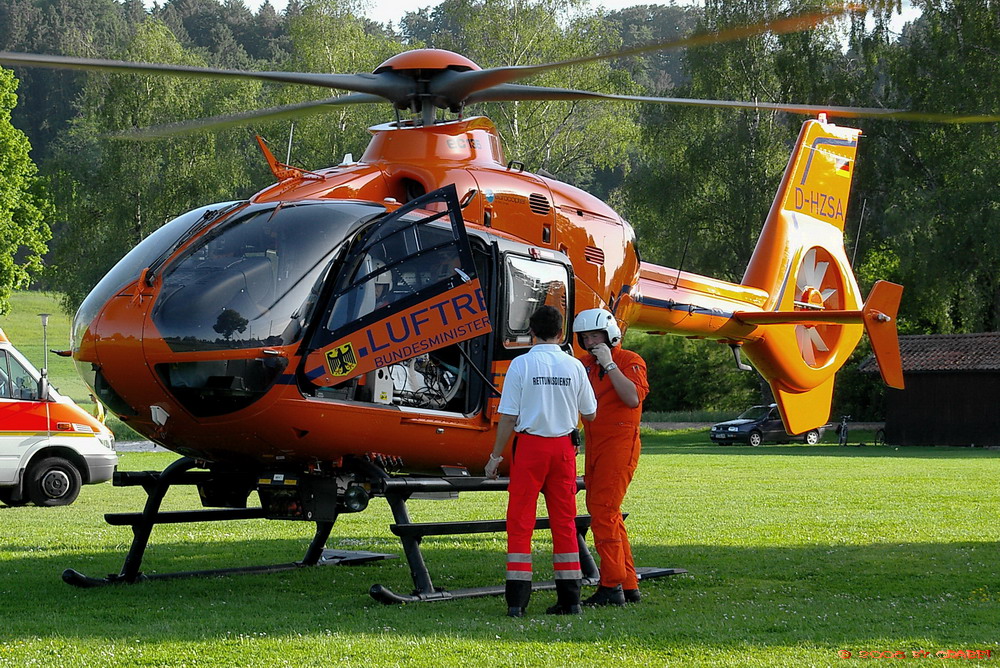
[573,308,649,606]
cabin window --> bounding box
[316,187,480,343]
[306,186,488,414]
[502,255,570,349]
[325,221,464,334]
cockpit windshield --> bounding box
[152,200,386,352]
[74,202,243,352]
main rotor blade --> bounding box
[114,93,385,140]
[0,51,413,100]
[433,8,851,104]
[466,84,1000,123]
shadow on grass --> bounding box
[0,528,996,649]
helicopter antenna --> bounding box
[286,122,295,164]
[673,223,695,288]
[851,198,867,269]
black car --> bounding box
[709,404,826,446]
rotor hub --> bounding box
[374,49,481,75]
[800,286,825,309]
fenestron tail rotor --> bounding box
[794,248,843,368]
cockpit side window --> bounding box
[304,185,489,411]
[502,255,570,349]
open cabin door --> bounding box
[303,185,492,412]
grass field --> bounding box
[2,430,997,667]
[1,291,140,439]
[0,291,86,402]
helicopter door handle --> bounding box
[459,189,478,208]
[262,349,284,356]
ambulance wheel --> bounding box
[26,457,82,506]
[0,486,29,507]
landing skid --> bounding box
[62,457,396,588]
[63,548,394,588]
[62,456,687,601]
[370,567,685,604]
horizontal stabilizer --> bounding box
[734,279,904,389]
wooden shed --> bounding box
[860,332,1000,446]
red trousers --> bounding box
[585,425,640,589]
[505,434,582,582]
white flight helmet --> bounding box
[572,308,622,347]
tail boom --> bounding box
[627,262,769,340]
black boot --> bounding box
[583,584,626,607]
[505,580,531,617]
[546,579,582,615]
[623,588,641,603]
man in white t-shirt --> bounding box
[485,305,597,617]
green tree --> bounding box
[213,307,249,340]
[0,0,139,160]
[618,1,858,411]
[46,20,264,309]
[0,68,51,314]
[850,0,1000,334]
[621,0,847,280]
[625,331,759,412]
[404,0,640,190]
[268,0,404,170]
[604,3,701,94]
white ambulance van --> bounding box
[0,327,117,506]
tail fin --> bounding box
[743,117,861,300]
[737,118,872,434]
[625,118,900,435]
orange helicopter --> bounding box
[0,9,948,602]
